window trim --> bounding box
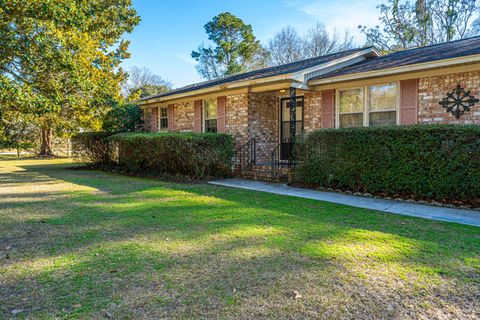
[335,82,400,128]
[158,106,168,131]
[202,98,218,133]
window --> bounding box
[337,83,398,128]
[203,99,217,133]
[368,83,397,127]
[339,88,364,128]
[159,107,168,130]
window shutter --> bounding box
[151,107,159,132]
[194,100,202,132]
[321,90,335,128]
[167,104,175,131]
[217,96,226,133]
[400,79,418,125]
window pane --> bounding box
[205,119,217,133]
[369,111,396,126]
[339,89,363,113]
[160,118,168,129]
[282,99,303,121]
[281,121,303,140]
[368,83,397,111]
[204,99,217,119]
[339,113,363,128]
[160,107,168,118]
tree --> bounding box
[267,25,356,66]
[102,103,144,133]
[122,66,171,100]
[359,0,480,52]
[303,23,355,58]
[268,26,304,65]
[0,0,140,156]
[192,12,261,79]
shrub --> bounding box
[102,103,144,133]
[72,132,115,164]
[294,125,480,203]
[109,132,234,178]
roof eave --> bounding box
[136,48,379,106]
[308,53,480,86]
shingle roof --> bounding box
[138,47,371,101]
[312,36,480,80]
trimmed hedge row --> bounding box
[72,131,234,178]
[110,132,234,178]
[71,132,116,164]
[294,125,480,203]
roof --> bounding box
[138,47,371,102]
[312,36,480,80]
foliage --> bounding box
[359,0,480,52]
[294,125,480,204]
[102,103,144,133]
[71,132,116,164]
[0,0,140,155]
[191,12,261,79]
[122,66,171,100]
[110,132,234,178]
[268,23,355,65]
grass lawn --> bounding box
[0,157,479,319]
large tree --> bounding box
[0,0,140,155]
[191,12,261,79]
[359,0,480,52]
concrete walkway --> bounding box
[209,179,480,227]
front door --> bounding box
[280,97,304,160]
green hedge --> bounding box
[294,125,480,202]
[72,132,116,165]
[109,132,234,178]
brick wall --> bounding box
[225,93,249,146]
[142,107,158,132]
[173,101,195,132]
[418,71,480,124]
[249,92,279,163]
[303,91,323,131]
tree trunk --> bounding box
[39,127,54,157]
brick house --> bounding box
[138,36,480,180]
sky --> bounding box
[122,0,381,88]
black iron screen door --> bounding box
[280,97,304,160]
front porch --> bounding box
[232,86,312,182]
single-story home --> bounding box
[137,36,480,180]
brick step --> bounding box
[239,170,288,183]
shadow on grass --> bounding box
[1,161,479,318]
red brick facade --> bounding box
[142,70,480,158]
[418,71,480,124]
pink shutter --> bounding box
[194,100,202,132]
[400,79,418,125]
[151,107,159,132]
[167,104,175,131]
[321,90,335,128]
[217,96,226,133]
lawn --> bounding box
[0,158,479,319]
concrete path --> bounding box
[209,179,480,227]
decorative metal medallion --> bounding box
[439,84,479,119]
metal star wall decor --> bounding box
[439,84,479,119]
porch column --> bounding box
[289,87,296,142]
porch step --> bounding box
[239,169,289,183]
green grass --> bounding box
[1,158,479,319]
